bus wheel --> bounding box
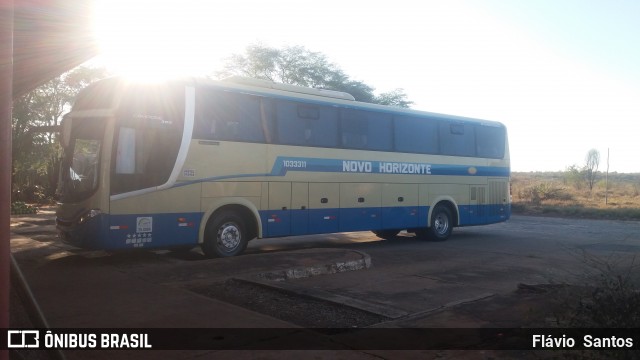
[425,205,453,241]
[372,230,400,239]
[202,212,248,258]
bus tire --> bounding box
[202,211,248,258]
[425,204,453,241]
[372,230,400,239]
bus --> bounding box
[56,76,510,257]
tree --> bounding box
[374,88,413,108]
[584,148,600,192]
[564,164,585,190]
[216,44,413,107]
[12,66,108,202]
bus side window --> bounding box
[439,122,476,157]
[341,115,368,149]
[275,101,337,147]
[194,90,264,143]
[394,116,439,154]
[235,95,263,142]
[298,105,319,142]
[115,127,136,174]
[340,109,392,151]
[111,85,185,195]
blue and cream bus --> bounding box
[56,76,510,257]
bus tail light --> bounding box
[177,218,195,227]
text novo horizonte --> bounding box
[342,161,432,175]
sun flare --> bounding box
[92,0,236,81]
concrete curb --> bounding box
[254,250,372,281]
[234,250,410,319]
[237,276,409,319]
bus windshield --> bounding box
[58,117,105,202]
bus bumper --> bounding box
[56,212,109,250]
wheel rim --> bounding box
[217,222,241,252]
[434,213,449,235]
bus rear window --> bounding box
[476,125,505,159]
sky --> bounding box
[91,0,640,173]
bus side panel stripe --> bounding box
[259,204,509,238]
[106,212,201,250]
[173,156,510,189]
[272,156,510,177]
[457,204,511,226]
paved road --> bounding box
[241,215,640,319]
[12,214,640,318]
[9,213,640,358]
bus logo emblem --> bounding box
[136,217,153,233]
[7,330,40,348]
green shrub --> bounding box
[568,254,640,329]
[10,202,38,215]
[519,183,572,205]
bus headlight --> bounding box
[79,209,102,224]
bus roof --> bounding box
[221,76,356,101]
[194,77,505,128]
[75,76,506,129]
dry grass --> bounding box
[511,172,640,220]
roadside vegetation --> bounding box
[512,148,640,221]
[11,66,108,207]
[511,171,640,220]
[512,161,640,344]
[512,153,640,344]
